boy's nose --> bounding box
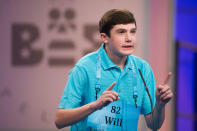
[125,34,132,42]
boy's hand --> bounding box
[94,82,120,109]
[156,72,173,106]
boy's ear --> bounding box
[100,33,109,43]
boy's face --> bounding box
[101,23,136,56]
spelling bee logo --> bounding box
[11,7,100,67]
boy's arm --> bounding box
[55,101,98,129]
[55,82,119,129]
[144,100,165,130]
[144,72,173,130]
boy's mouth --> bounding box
[122,45,134,48]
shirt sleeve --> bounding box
[58,65,87,109]
[140,62,156,115]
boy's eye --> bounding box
[117,30,126,33]
[130,30,136,33]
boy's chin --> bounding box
[120,51,134,56]
[118,52,133,57]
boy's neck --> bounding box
[104,45,127,71]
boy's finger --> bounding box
[106,82,116,91]
[157,85,163,91]
[163,72,172,85]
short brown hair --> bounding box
[99,9,136,37]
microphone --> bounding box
[138,69,156,131]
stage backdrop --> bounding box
[0,0,173,130]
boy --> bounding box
[55,9,173,131]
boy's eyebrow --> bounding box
[116,28,126,31]
[130,28,137,31]
[115,28,137,32]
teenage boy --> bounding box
[55,9,173,131]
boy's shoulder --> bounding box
[129,55,148,64]
[129,55,151,69]
[75,50,98,68]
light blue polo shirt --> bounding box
[58,44,156,130]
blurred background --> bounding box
[0,0,196,130]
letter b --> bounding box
[12,23,43,66]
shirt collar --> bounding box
[99,43,133,71]
[124,55,133,70]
